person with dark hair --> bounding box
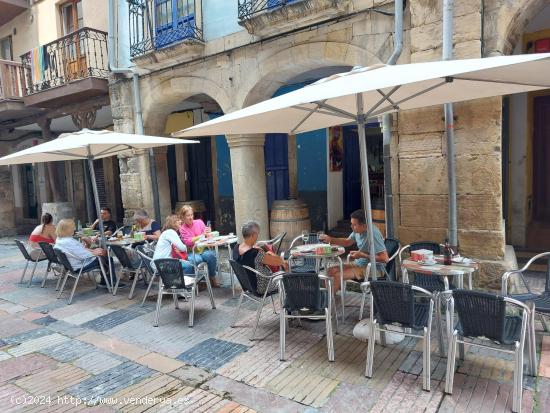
[27,213,56,260]
[320,209,388,291]
[91,207,117,236]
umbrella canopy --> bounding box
[174,53,550,137]
[0,128,197,165]
[172,53,550,278]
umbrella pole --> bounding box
[86,154,106,248]
[356,94,378,280]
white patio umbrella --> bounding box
[0,128,197,246]
[173,53,550,277]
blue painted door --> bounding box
[265,133,289,210]
[155,0,195,49]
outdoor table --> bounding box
[401,256,479,289]
[289,243,346,320]
[105,236,145,291]
[195,234,238,294]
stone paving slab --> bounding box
[539,335,550,378]
[3,327,52,345]
[67,361,154,403]
[15,363,91,398]
[38,338,95,362]
[0,353,57,383]
[176,338,249,371]
[76,331,151,361]
[33,315,58,326]
[7,332,70,357]
[72,350,126,375]
[80,307,150,332]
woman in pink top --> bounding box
[178,205,219,287]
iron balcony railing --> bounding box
[128,0,203,58]
[21,27,109,95]
[0,59,25,100]
[238,0,303,20]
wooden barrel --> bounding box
[270,200,311,251]
[372,208,386,238]
[175,200,206,221]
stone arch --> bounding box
[239,41,383,108]
[140,75,232,135]
[484,0,548,56]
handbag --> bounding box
[171,245,188,261]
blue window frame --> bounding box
[155,0,196,49]
[267,0,301,9]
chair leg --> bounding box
[189,287,196,328]
[359,291,367,321]
[55,269,65,291]
[203,271,216,309]
[435,294,446,357]
[141,273,157,307]
[341,277,346,322]
[279,309,286,361]
[326,308,335,362]
[541,314,549,333]
[27,259,40,287]
[423,326,431,391]
[41,263,51,288]
[112,272,122,296]
[529,310,538,376]
[231,291,245,328]
[512,341,523,413]
[173,293,179,309]
[67,272,83,305]
[20,261,29,283]
[365,320,377,377]
[458,339,465,361]
[153,283,163,327]
[250,294,267,340]
[445,331,458,394]
[129,270,140,300]
[57,272,70,299]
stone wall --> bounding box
[0,166,16,236]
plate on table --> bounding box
[294,244,324,253]
[419,260,437,266]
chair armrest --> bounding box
[63,250,96,267]
[411,285,435,300]
[318,274,334,295]
[388,245,400,263]
[398,244,410,265]
[242,265,278,281]
[504,296,533,314]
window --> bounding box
[60,0,83,35]
[155,0,196,48]
[0,36,13,61]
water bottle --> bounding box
[77,220,82,232]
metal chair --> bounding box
[229,259,280,340]
[347,238,400,321]
[109,244,146,299]
[502,251,550,332]
[38,242,65,290]
[136,244,159,306]
[444,289,536,413]
[152,258,215,327]
[277,272,335,361]
[14,239,47,287]
[54,249,110,304]
[259,232,287,255]
[364,280,434,391]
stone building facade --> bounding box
[110,0,550,286]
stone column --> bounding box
[226,134,269,240]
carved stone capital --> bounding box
[226,134,265,149]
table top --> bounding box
[106,237,140,246]
[402,256,478,276]
[196,235,238,248]
[290,243,345,259]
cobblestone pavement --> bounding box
[0,238,549,412]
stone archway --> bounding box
[239,41,382,108]
[483,0,548,56]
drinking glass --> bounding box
[301,230,309,243]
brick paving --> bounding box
[0,240,547,411]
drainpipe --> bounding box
[443,0,458,247]
[382,0,403,239]
[108,0,161,224]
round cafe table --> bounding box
[401,256,479,290]
[289,243,346,321]
[195,235,238,295]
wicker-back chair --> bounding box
[364,280,434,391]
[15,239,47,286]
[229,259,280,340]
[136,245,158,306]
[277,272,336,361]
[286,233,320,273]
[152,258,215,327]
[54,248,108,304]
[444,289,536,413]
[110,244,145,299]
[38,242,64,290]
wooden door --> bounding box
[533,95,550,222]
[264,133,289,210]
[61,0,86,81]
[187,138,215,224]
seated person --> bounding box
[134,209,161,242]
[321,209,388,291]
[54,219,110,284]
[178,205,219,286]
[91,207,117,236]
[28,213,56,260]
[153,215,194,275]
[232,220,287,294]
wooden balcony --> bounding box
[0,59,30,123]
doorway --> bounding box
[187,137,215,224]
[265,133,289,210]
